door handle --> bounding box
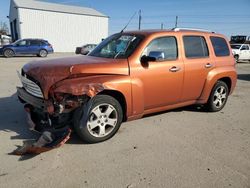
[169,66,181,72]
[205,63,213,68]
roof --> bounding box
[124,28,219,36]
[12,0,108,18]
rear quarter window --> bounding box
[30,40,41,46]
[183,36,209,58]
[210,36,230,56]
[40,41,48,45]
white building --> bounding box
[9,0,109,52]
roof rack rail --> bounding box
[172,27,215,33]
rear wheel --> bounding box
[38,49,48,57]
[4,49,14,58]
[206,81,229,112]
[74,95,123,143]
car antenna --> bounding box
[120,11,137,33]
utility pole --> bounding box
[175,16,178,28]
[161,23,164,30]
[138,10,142,30]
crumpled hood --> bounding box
[22,55,129,97]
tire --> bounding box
[38,49,48,57]
[74,95,123,143]
[3,49,14,58]
[206,81,229,112]
[234,55,239,63]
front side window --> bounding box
[89,33,144,59]
[15,40,28,46]
[183,36,209,58]
[210,36,230,56]
[142,36,178,61]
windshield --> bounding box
[13,39,22,44]
[89,33,144,59]
[230,44,241,49]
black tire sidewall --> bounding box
[207,81,229,112]
[234,55,239,62]
[74,95,123,143]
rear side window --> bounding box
[30,40,41,46]
[183,36,209,58]
[210,36,230,56]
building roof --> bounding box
[12,0,108,18]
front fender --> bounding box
[198,66,237,103]
[52,74,133,118]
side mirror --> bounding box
[140,55,156,64]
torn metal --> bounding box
[12,128,71,155]
[53,83,105,98]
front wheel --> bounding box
[4,49,14,58]
[206,81,229,112]
[74,95,123,143]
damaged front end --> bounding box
[16,70,101,132]
[15,70,106,154]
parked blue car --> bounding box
[0,39,54,58]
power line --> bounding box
[112,14,250,20]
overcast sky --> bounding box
[1,0,250,38]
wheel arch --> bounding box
[218,77,232,92]
[98,90,127,122]
[198,67,237,103]
[4,48,15,54]
[39,48,48,53]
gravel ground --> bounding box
[0,54,249,188]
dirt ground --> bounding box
[0,54,249,188]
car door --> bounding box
[134,36,184,110]
[29,40,41,54]
[180,35,212,102]
[14,39,29,54]
[239,44,250,60]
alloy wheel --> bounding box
[213,86,227,108]
[39,50,47,57]
[4,49,14,57]
[87,103,118,138]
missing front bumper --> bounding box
[17,87,47,110]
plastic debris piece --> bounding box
[11,128,71,155]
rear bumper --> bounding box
[17,87,48,111]
[47,48,54,54]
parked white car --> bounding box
[231,43,250,62]
[0,35,12,47]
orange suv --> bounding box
[17,28,237,143]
